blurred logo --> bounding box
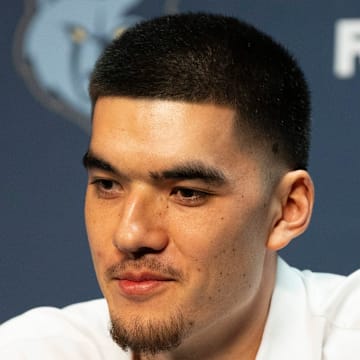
[14,0,179,131]
[334,19,360,79]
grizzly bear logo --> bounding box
[14,0,179,131]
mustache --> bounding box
[105,258,184,281]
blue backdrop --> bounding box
[1,0,360,323]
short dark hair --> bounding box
[89,13,311,170]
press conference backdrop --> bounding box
[1,0,359,323]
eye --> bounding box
[90,178,122,199]
[170,187,210,207]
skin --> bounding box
[84,97,314,359]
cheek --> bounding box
[85,203,118,297]
[172,202,268,300]
[167,208,242,290]
[171,205,261,263]
[85,196,116,273]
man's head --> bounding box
[84,13,314,358]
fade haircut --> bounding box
[89,13,311,170]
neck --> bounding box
[133,252,277,360]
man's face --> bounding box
[85,97,277,355]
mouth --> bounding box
[116,272,174,298]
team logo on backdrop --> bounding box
[334,18,360,79]
[14,0,179,131]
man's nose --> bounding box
[112,187,169,257]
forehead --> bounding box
[90,97,262,179]
[92,97,238,145]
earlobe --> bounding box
[267,170,314,251]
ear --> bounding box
[267,170,314,251]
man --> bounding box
[1,12,360,360]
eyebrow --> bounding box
[83,151,122,177]
[149,163,227,186]
[83,151,228,186]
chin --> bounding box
[109,308,193,355]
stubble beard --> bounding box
[110,309,192,356]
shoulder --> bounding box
[275,258,360,359]
[0,299,128,359]
[287,259,360,328]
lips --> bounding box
[117,272,173,298]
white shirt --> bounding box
[1,258,360,359]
